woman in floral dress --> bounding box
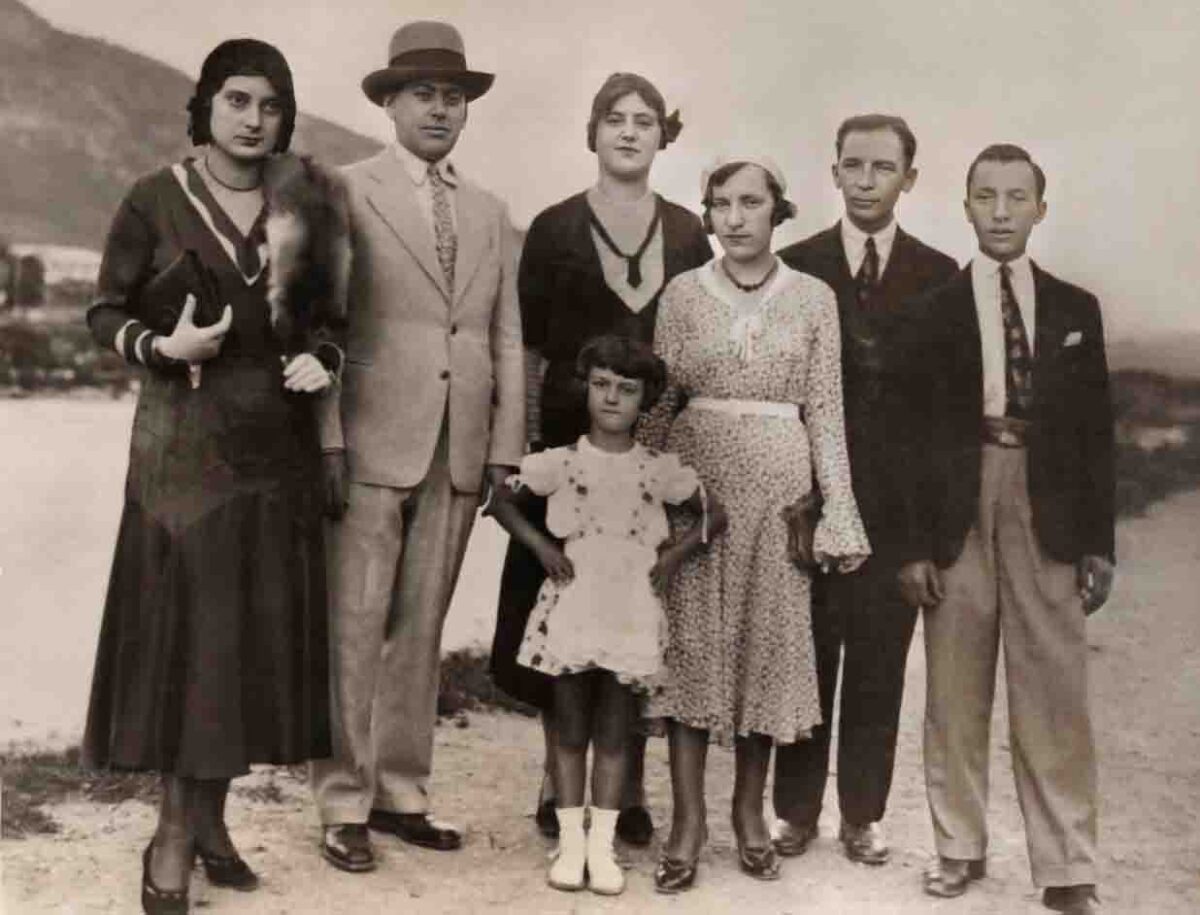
[641,157,869,890]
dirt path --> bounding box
[4,490,1200,914]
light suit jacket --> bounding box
[318,150,524,492]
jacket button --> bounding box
[439,370,450,380]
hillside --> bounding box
[0,0,380,249]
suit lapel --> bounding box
[361,152,450,300]
[1031,262,1066,397]
[452,180,487,307]
[815,224,853,288]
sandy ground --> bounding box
[3,484,1200,913]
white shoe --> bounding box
[548,807,586,891]
[586,807,625,895]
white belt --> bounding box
[687,397,801,418]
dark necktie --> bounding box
[589,202,662,289]
[428,164,457,294]
[1000,264,1034,419]
[855,235,879,306]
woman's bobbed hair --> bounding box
[186,38,296,153]
[586,72,682,153]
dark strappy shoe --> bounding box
[737,841,782,880]
[196,847,260,891]
[654,853,699,893]
[141,843,190,915]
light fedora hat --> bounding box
[362,20,494,105]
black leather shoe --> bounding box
[196,847,259,891]
[773,820,818,857]
[923,856,987,898]
[368,809,462,851]
[1043,884,1100,914]
[615,805,654,846]
[141,843,190,914]
[321,824,376,873]
[839,821,890,865]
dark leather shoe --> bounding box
[773,820,818,857]
[196,848,259,891]
[321,824,376,873]
[141,843,190,914]
[923,856,987,898]
[839,820,890,865]
[368,809,462,851]
[615,805,654,846]
[1043,884,1100,914]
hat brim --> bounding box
[362,67,494,105]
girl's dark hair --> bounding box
[187,38,296,153]
[701,161,797,233]
[586,72,682,153]
[575,334,667,410]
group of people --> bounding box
[79,16,1115,915]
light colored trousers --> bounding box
[923,444,1097,888]
[311,426,478,825]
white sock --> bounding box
[586,807,625,895]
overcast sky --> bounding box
[25,0,1200,339]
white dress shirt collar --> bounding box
[391,141,458,188]
[840,216,899,277]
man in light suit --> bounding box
[773,115,958,865]
[899,144,1114,914]
[311,20,524,872]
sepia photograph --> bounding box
[2,0,1198,912]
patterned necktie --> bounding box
[1000,263,1034,418]
[855,235,879,306]
[428,163,456,294]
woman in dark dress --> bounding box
[488,72,710,841]
[81,40,338,913]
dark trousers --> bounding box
[773,556,917,828]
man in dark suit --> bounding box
[899,144,1114,915]
[773,114,958,864]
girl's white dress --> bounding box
[514,435,701,689]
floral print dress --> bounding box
[641,260,870,744]
[514,436,701,690]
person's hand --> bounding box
[535,543,575,585]
[1077,555,1114,615]
[154,294,232,363]
[322,449,349,520]
[649,543,685,595]
[898,560,945,608]
[283,352,334,393]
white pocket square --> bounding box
[1063,331,1083,347]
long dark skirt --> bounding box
[82,364,331,778]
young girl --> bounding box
[490,334,725,895]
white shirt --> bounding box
[971,252,1037,418]
[391,141,458,235]
[840,217,899,278]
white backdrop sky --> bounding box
[24,0,1200,338]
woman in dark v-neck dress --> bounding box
[81,40,339,912]
[488,72,710,841]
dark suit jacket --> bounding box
[778,225,958,558]
[906,263,1115,568]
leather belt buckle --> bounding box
[982,415,1030,448]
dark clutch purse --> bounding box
[139,249,222,333]
[781,488,825,570]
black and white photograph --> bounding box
[1,0,1197,912]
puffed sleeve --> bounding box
[651,451,700,505]
[510,447,568,496]
[803,279,871,572]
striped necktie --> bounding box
[428,163,456,294]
